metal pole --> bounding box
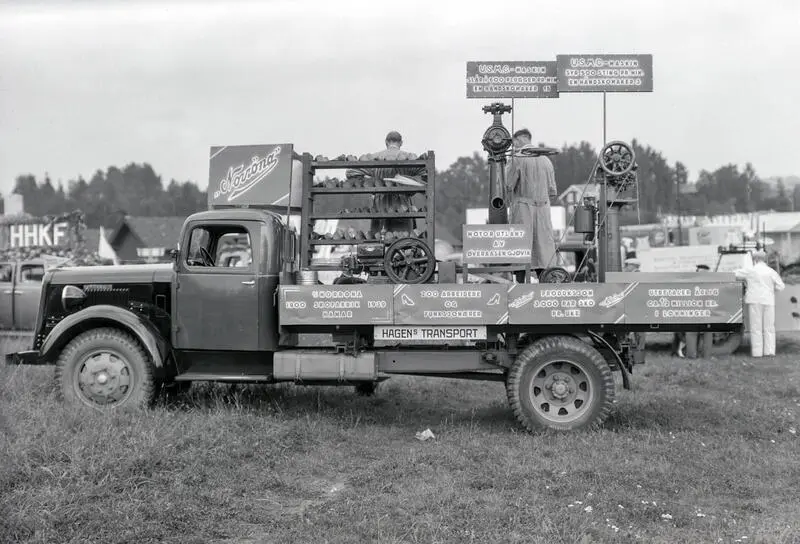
[598,182,607,283]
[510,98,515,226]
[676,175,682,246]
[602,92,607,145]
[511,98,515,147]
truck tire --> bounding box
[54,327,156,410]
[506,335,615,432]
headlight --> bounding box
[61,285,87,312]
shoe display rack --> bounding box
[298,152,436,271]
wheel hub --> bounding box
[530,361,593,423]
[77,351,132,405]
[546,372,575,401]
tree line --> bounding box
[1,165,206,229]
[0,141,795,238]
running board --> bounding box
[174,373,273,383]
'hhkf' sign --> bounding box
[6,222,69,248]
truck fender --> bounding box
[40,305,171,376]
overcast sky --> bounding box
[1,0,798,197]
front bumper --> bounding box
[5,350,43,365]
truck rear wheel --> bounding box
[54,327,155,410]
[506,335,615,432]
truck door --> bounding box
[15,262,45,330]
[174,221,261,351]
[0,262,13,329]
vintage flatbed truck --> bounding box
[5,107,744,432]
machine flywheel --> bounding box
[384,237,436,284]
[600,141,635,176]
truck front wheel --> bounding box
[506,336,615,432]
[54,327,156,410]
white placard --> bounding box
[374,325,487,342]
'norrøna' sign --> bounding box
[208,144,294,207]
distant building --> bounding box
[107,216,186,263]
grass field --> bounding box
[1,333,799,544]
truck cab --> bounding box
[172,208,288,355]
[6,208,292,408]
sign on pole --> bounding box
[556,54,653,93]
[466,61,559,99]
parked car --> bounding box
[0,259,46,331]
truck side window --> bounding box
[0,264,11,283]
[19,264,45,283]
[185,225,252,270]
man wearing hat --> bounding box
[347,131,424,233]
[506,128,558,282]
[735,250,785,357]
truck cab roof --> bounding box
[187,208,286,224]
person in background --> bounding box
[674,263,712,357]
[735,250,785,357]
[505,128,558,283]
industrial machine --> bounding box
[6,106,744,433]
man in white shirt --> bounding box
[735,250,785,357]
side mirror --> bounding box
[168,248,179,262]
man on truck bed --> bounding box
[505,128,558,282]
[346,130,424,233]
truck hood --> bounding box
[47,263,175,285]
